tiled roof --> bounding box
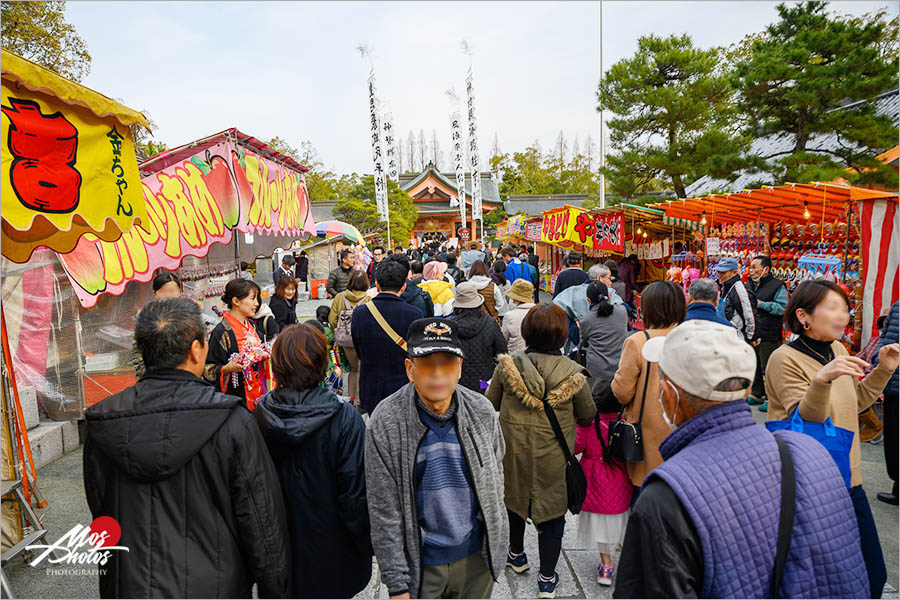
[504,194,594,217]
[398,165,501,203]
[685,91,899,197]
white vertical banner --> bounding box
[368,73,388,222]
[383,110,400,181]
[450,112,468,229]
[466,69,482,221]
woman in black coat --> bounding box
[254,323,372,599]
[269,275,298,332]
[450,281,508,392]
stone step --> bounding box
[24,420,80,469]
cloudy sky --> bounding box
[66,1,895,176]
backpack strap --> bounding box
[771,436,796,599]
[366,302,408,351]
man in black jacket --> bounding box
[552,251,589,297]
[274,254,295,287]
[84,298,290,599]
[351,259,423,415]
[367,245,387,286]
[746,255,788,412]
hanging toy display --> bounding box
[666,265,683,284]
[681,267,702,296]
[705,222,769,282]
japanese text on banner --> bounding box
[58,140,313,308]
[368,74,388,222]
[383,111,399,182]
[466,71,482,221]
[451,111,467,227]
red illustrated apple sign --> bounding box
[1,97,82,214]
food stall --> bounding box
[537,203,698,293]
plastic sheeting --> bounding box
[2,232,303,420]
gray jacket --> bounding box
[365,382,509,597]
[460,249,487,278]
[579,303,629,380]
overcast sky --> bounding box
[66,1,896,176]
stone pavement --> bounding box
[5,408,898,599]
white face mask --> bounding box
[657,379,681,432]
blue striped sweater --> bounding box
[415,397,483,566]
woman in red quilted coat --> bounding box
[574,379,633,587]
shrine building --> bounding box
[398,162,501,243]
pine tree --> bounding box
[733,1,898,187]
[598,33,751,199]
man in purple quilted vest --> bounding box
[614,320,869,599]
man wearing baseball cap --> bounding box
[614,320,868,599]
[715,257,757,343]
[365,318,508,599]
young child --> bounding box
[309,309,343,394]
[315,305,335,346]
[574,379,633,586]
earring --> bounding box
[803,321,810,330]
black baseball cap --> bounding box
[406,318,465,359]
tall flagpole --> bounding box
[599,2,606,209]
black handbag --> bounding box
[568,334,587,367]
[609,331,650,462]
[540,396,587,515]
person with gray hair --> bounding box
[685,278,736,328]
[553,263,626,353]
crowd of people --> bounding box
[83,244,899,599]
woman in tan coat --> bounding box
[611,281,685,500]
[486,303,594,598]
[766,280,899,598]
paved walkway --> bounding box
[5,407,898,599]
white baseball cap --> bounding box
[641,320,757,402]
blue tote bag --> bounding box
[765,408,854,488]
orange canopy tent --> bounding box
[652,182,897,225]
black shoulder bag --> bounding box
[608,331,651,462]
[771,437,796,599]
[568,330,588,367]
[540,397,587,515]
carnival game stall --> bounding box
[654,182,899,349]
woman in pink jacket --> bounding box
[574,381,633,586]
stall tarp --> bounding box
[541,206,586,249]
[507,215,529,239]
[541,206,625,253]
[1,50,149,263]
[525,219,542,242]
[58,138,315,307]
[654,182,894,224]
[573,211,625,253]
[860,197,899,347]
